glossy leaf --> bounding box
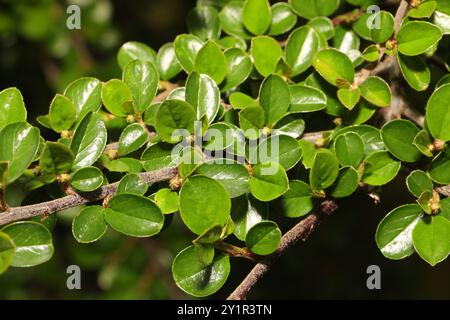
[259,74,290,126]
[154,188,179,214]
[64,77,102,122]
[406,170,433,198]
[187,5,221,40]
[425,84,450,141]
[0,88,27,130]
[337,87,361,110]
[362,151,401,186]
[428,147,450,184]
[195,41,228,84]
[329,166,359,198]
[413,216,450,266]
[39,142,74,183]
[48,94,76,132]
[71,166,104,192]
[250,36,283,77]
[246,221,281,255]
[285,26,321,76]
[118,123,148,156]
[369,11,394,44]
[156,43,182,81]
[249,161,289,201]
[239,106,265,138]
[174,34,204,73]
[141,143,177,171]
[243,0,271,35]
[312,49,355,87]
[117,173,148,196]
[268,2,297,36]
[397,54,430,92]
[289,0,340,19]
[359,76,391,107]
[101,79,133,117]
[335,132,364,168]
[231,195,268,241]
[381,119,422,163]
[278,180,313,218]
[413,129,434,157]
[257,134,302,170]
[221,48,252,92]
[220,1,252,39]
[72,206,108,243]
[0,231,14,274]
[310,149,339,192]
[307,17,334,40]
[117,41,156,69]
[397,21,442,56]
[154,99,196,143]
[186,72,220,123]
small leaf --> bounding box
[0,88,27,130]
[194,225,222,245]
[259,74,290,126]
[105,193,164,237]
[335,132,364,168]
[48,94,76,132]
[39,142,74,183]
[70,112,107,171]
[273,116,305,138]
[195,41,228,84]
[268,2,297,36]
[122,60,159,113]
[179,176,231,235]
[289,0,340,19]
[250,36,283,77]
[359,76,391,107]
[239,106,265,139]
[337,87,361,110]
[408,1,437,18]
[154,188,179,214]
[71,166,104,192]
[285,26,321,76]
[187,5,221,40]
[362,151,401,186]
[186,72,220,123]
[221,48,253,92]
[312,48,355,87]
[230,92,258,110]
[425,84,450,142]
[243,0,271,35]
[361,45,380,62]
[277,180,313,218]
[231,194,268,241]
[0,122,40,183]
[334,124,386,156]
[141,143,177,171]
[397,21,442,56]
[413,216,450,266]
[0,231,15,274]
[307,16,335,40]
[289,85,327,113]
[257,134,302,170]
[310,149,339,192]
[154,99,196,143]
[174,34,204,73]
[172,245,230,297]
[156,43,182,81]
[406,170,433,198]
[64,77,102,122]
[376,204,422,260]
[220,1,252,39]
[299,139,316,169]
[397,54,430,92]
[249,161,289,201]
[1,221,54,267]
[101,79,133,117]
[196,161,249,198]
[381,119,422,162]
[72,206,108,243]
[246,221,281,255]
[118,123,148,156]
[428,147,450,184]
[117,41,156,69]
[369,11,394,44]
[413,129,434,157]
[329,166,359,198]
[117,173,148,196]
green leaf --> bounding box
[72,206,108,243]
[101,79,133,117]
[337,87,361,110]
[70,112,107,171]
[397,54,430,92]
[249,161,289,201]
[172,245,230,297]
[0,122,40,183]
[204,122,239,150]
[413,129,434,157]
[257,134,302,170]
[246,221,281,255]
[243,0,271,35]
[154,99,196,143]
[221,48,252,92]
[397,21,442,56]
[299,139,316,169]
[268,2,297,36]
[362,151,401,186]
[406,170,433,198]
[64,77,102,122]
[195,41,228,84]
[376,204,422,260]
[48,94,76,132]
[0,231,15,274]
[259,74,290,126]
[194,225,223,245]
[429,147,450,184]
[277,180,313,218]
[0,88,27,130]
[105,194,164,237]
[230,92,258,110]
[156,43,182,81]
[305,72,346,116]
[329,166,359,198]
[381,119,422,163]
[118,123,148,156]
[179,176,231,235]
[154,188,179,214]
[178,147,204,179]
[250,36,283,77]
[196,161,249,198]
[434,10,450,34]
[2,221,53,267]
[334,125,386,156]
[333,26,360,57]
[187,5,221,40]
[239,106,265,138]
[122,60,159,113]
[103,157,143,173]
[117,173,148,196]
[289,85,327,113]
[218,36,247,50]
[335,132,364,168]
[289,0,340,19]
[285,26,321,76]
[231,194,268,241]
[39,142,74,183]
[186,71,220,123]
[361,45,380,62]
[307,17,335,40]
[440,197,450,221]
[220,1,252,39]
[141,143,177,171]
[117,41,156,69]
[359,76,391,107]
[413,216,450,266]
[426,84,450,141]
[370,11,394,44]
[310,149,339,192]
[273,116,305,138]
[71,166,104,192]
[312,48,355,87]
[174,34,204,73]
[409,1,437,18]
[343,100,377,125]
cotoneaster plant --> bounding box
[0,0,450,299]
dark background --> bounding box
[0,0,449,299]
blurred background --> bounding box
[0,0,449,299]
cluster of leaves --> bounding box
[0,0,450,297]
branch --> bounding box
[227,200,338,300]
[394,0,409,36]
[0,167,178,226]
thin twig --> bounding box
[394,0,409,36]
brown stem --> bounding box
[227,200,338,300]
[214,242,259,262]
[394,0,409,36]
